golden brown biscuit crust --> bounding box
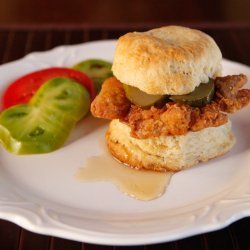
[112,26,222,95]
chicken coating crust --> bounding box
[90,77,131,119]
[190,102,228,132]
[122,102,228,138]
[123,103,193,138]
[91,75,250,139]
[215,74,250,113]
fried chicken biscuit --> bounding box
[91,26,250,172]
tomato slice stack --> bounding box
[2,67,96,109]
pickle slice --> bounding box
[123,84,165,108]
[170,79,215,107]
[73,59,113,92]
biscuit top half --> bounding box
[112,26,222,95]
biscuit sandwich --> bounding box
[91,26,250,172]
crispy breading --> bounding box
[190,102,228,132]
[124,103,193,138]
[123,102,228,138]
[91,75,250,139]
[215,74,250,113]
[90,77,131,119]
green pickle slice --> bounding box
[123,84,165,108]
[170,79,215,107]
[73,59,113,92]
[0,77,90,154]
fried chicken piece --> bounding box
[191,102,228,132]
[124,103,193,138]
[91,77,131,119]
[215,74,250,113]
[91,74,249,139]
[125,102,227,139]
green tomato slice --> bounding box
[73,59,113,92]
[0,77,90,154]
[29,77,90,121]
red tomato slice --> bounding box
[2,67,96,109]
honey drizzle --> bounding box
[75,155,173,201]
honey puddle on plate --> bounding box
[75,156,173,201]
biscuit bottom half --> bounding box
[106,119,236,172]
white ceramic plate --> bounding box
[0,40,249,246]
